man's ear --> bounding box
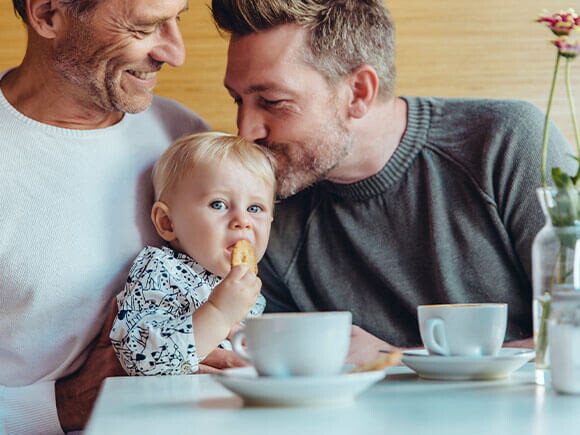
[27,0,65,39]
[346,64,379,119]
[151,201,177,242]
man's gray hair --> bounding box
[211,0,396,100]
[12,0,101,23]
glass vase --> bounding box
[532,187,580,385]
[548,291,580,394]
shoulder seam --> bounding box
[423,142,496,207]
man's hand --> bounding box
[55,300,125,433]
[504,338,534,348]
[197,347,248,374]
[347,325,400,366]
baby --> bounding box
[110,131,276,375]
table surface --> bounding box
[85,364,579,435]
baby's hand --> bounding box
[207,265,261,329]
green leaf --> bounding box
[552,167,574,188]
[569,155,580,186]
[548,174,580,225]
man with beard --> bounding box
[0,0,213,433]
[211,0,574,362]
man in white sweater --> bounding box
[0,0,210,433]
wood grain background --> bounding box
[1,0,578,149]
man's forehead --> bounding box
[224,81,294,96]
[102,0,188,22]
[226,25,308,66]
[224,28,311,94]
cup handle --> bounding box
[230,330,252,362]
[425,318,449,356]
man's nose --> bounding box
[150,20,186,67]
[237,107,268,143]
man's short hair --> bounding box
[12,0,100,23]
[152,131,277,203]
[211,0,396,101]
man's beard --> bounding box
[52,27,155,114]
[260,120,354,199]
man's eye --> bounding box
[262,98,283,106]
[133,30,154,37]
[210,201,226,210]
[247,205,262,213]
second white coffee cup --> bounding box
[231,311,352,377]
[417,303,507,357]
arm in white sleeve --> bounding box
[248,293,266,318]
[1,382,64,435]
[110,307,199,376]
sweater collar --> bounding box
[160,245,223,287]
[0,68,131,137]
[320,96,431,201]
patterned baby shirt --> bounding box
[110,245,265,375]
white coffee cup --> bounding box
[231,311,352,377]
[417,303,507,357]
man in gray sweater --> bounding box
[211,0,574,362]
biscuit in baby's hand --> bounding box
[348,351,402,373]
[231,240,258,274]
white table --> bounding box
[85,364,579,435]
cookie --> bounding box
[231,239,258,274]
[348,351,402,373]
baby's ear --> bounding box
[151,201,176,242]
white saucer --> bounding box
[213,366,387,406]
[401,348,535,381]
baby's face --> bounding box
[163,158,274,277]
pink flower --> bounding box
[537,8,580,36]
[536,8,580,190]
[553,37,580,58]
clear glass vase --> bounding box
[532,187,580,385]
[548,292,580,394]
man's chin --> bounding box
[111,92,154,114]
[276,176,317,199]
[118,100,153,114]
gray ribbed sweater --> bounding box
[261,96,575,346]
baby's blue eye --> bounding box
[210,201,226,210]
[247,205,262,213]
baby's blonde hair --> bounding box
[152,131,277,202]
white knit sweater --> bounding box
[0,70,208,434]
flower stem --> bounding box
[536,296,552,369]
[542,52,562,189]
[565,58,580,157]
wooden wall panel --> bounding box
[392,0,580,150]
[1,0,579,147]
